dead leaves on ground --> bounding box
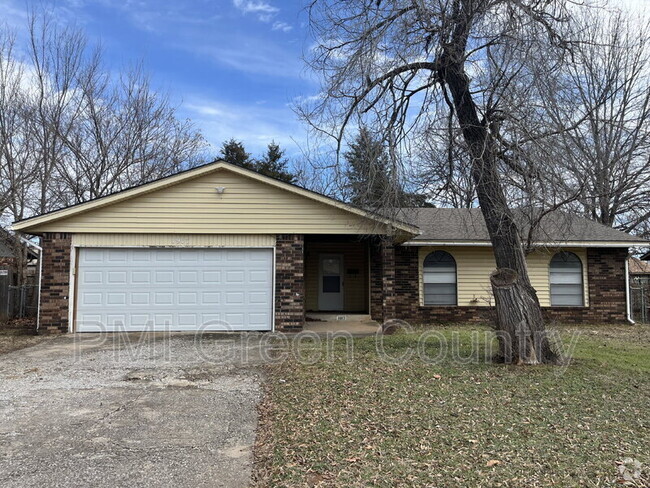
[252,330,650,487]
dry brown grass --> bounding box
[253,325,650,487]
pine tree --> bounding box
[344,128,431,208]
[344,127,391,208]
[219,139,254,170]
[257,141,297,184]
[219,139,298,184]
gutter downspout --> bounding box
[625,257,635,325]
[19,237,43,332]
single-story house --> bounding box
[12,161,648,333]
[630,257,650,284]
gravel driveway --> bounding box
[0,332,268,487]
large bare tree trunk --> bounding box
[490,269,556,364]
[439,18,558,364]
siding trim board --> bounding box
[403,241,641,248]
[72,234,276,248]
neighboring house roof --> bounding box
[401,208,649,247]
[630,257,650,275]
[12,161,419,237]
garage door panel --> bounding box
[76,248,273,332]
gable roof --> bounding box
[629,257,650,275]
[401,208,649,247]
[12,161,419,236]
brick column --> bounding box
[586,248,628,323]
[40,233,72,334]
[275,234,305,331]
[381,239,396,322]
[394,245,419,320]
[369,239,384,322]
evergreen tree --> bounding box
[344,127,390,208]
[219,139,298,184]
[219,139,254,170]
[257,141,297,184]
[344,128,431,208]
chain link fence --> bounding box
[6,284,39,319]
[630,278,650,324]
[1,269,39,321]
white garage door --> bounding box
[75,248,273,332]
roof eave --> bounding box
[402,240,648,247]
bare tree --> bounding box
[56,62,206,203]
[298,0,622,364]
[25,14,87,214]
[0,11,207,220]
[0,11,207,285]
[0,31,31,220]
[417,123,476,208]
[544,11,650,234]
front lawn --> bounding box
[253,325,649,487]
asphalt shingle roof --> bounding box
[401,208,649,245]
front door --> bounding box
[318,254,344,311]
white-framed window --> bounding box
[423,250,457,306]
[549,251,584,306]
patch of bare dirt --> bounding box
[0,333,45,355]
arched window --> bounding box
[423,251,457,305]
[550,251,584,306]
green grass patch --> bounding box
[253,325,650,487]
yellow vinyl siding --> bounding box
[21,167,388,235]
[418,246,589,307]
[305,242,368,312]
[72,234,275,248]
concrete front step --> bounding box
[306,313,371,322]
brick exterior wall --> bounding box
[369,240,383,321]
[392,245,628,325]
[33,231,628,333]
[381,239,396,321]
[39,233,72,334]
[392,246,494,324]
[543,248,628,324]
[369,238,398,323]
[275,234,305,331]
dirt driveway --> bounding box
[0,332,269,487]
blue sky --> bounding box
[2,0,316,157]
[2,0,647,161]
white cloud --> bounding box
[233,0,278,22]
[181,94,307,155]
[186,38,302,78]
[272,21,292,32]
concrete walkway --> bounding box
[0,333,267,488]
[304,314,380,335]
